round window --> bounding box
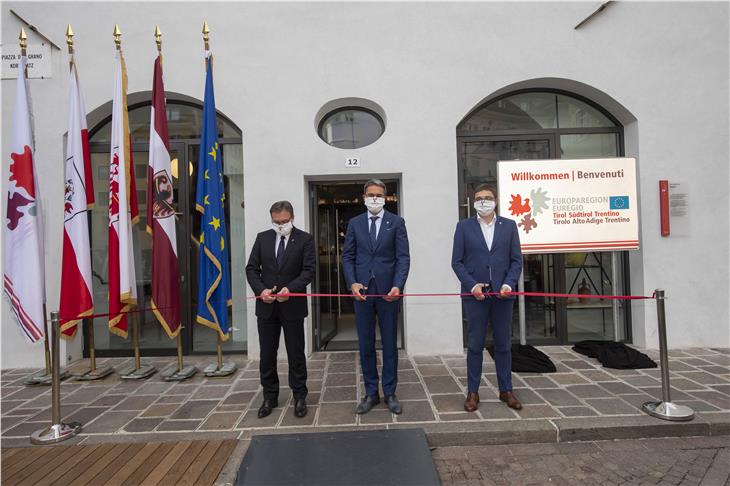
[318,107,385,149]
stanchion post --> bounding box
[611,251,620,341]
[517,270,526,346]
[641,289,694,421]
[30,311,81,444]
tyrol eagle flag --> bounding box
[60,51,95,337]
[3,54,46,343]
[108,46,139,339]
[147,50,181,338]
[196,51,232,340]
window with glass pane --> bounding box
[560,134,618,159]
[556,95,615,128]
[457,90,627,344]
[459,92,557,132]
[87,101,245,354]
[318,108,385,149]
[90,102,240,143]
[88,150,176,351]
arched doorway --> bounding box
[457,89,630,344]
[85,99,246,357]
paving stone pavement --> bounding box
[432,436,730,486]
[1,346,728,448]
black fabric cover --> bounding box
[572,340,657,369]
[487,344,557,373]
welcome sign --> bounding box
[497,158,639,254]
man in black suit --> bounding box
[246,201,315,419]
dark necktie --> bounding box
[369,216,378,245]
[276,235,286,267]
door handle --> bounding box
[459,196,472,217]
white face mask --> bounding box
[364,196,385,214]
[473,200,496,217]
[272,221,293,237]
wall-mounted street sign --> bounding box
[1,44,52,79]
[345,157,361,168]
[497,157,639,254]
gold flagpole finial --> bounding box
[155,25,162,53]
[66,24,74,54]
[19,27,27,55]
[202,21,210,50]
[113,24,122,50]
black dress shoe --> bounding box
[257,398,278,418]
[294,398,307,418]
[384,395,402,414]
[356,395,380,414]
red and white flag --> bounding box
[59,59,94,338]
[3,55,46,343]
[147,54,181,338]
[108,49,139,339]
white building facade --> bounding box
[2,2,728,370]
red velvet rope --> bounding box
[60,290,655,323]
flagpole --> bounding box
[200,23,236,378]
[20,27,52,384]
[59,25,109,383]
[112,24,152,381]
[63,26,108,382]
[20,28,66,386]
[151,26,195,382]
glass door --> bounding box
[312,190,339,349]
[458,135,560,344]
[310,181,403,351]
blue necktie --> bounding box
[369,216,378,245]
[276,235,286,267]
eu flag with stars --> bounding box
[195,53,232,340]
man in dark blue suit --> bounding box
[342,179,410,414]
[452,184,524,412]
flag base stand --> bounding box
[24,369,69,386]
[30,421,82,445]
[162,365,198,382]
[74,366,114,381]
[120,364,157,380]
[204,361,237,377]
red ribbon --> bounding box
[62,290,654,323]
[270,291,654,300]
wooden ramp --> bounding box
[1,439,237,486]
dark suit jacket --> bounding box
[342,210,410,292]
[451,215,523,300]
[245,227,315,319]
